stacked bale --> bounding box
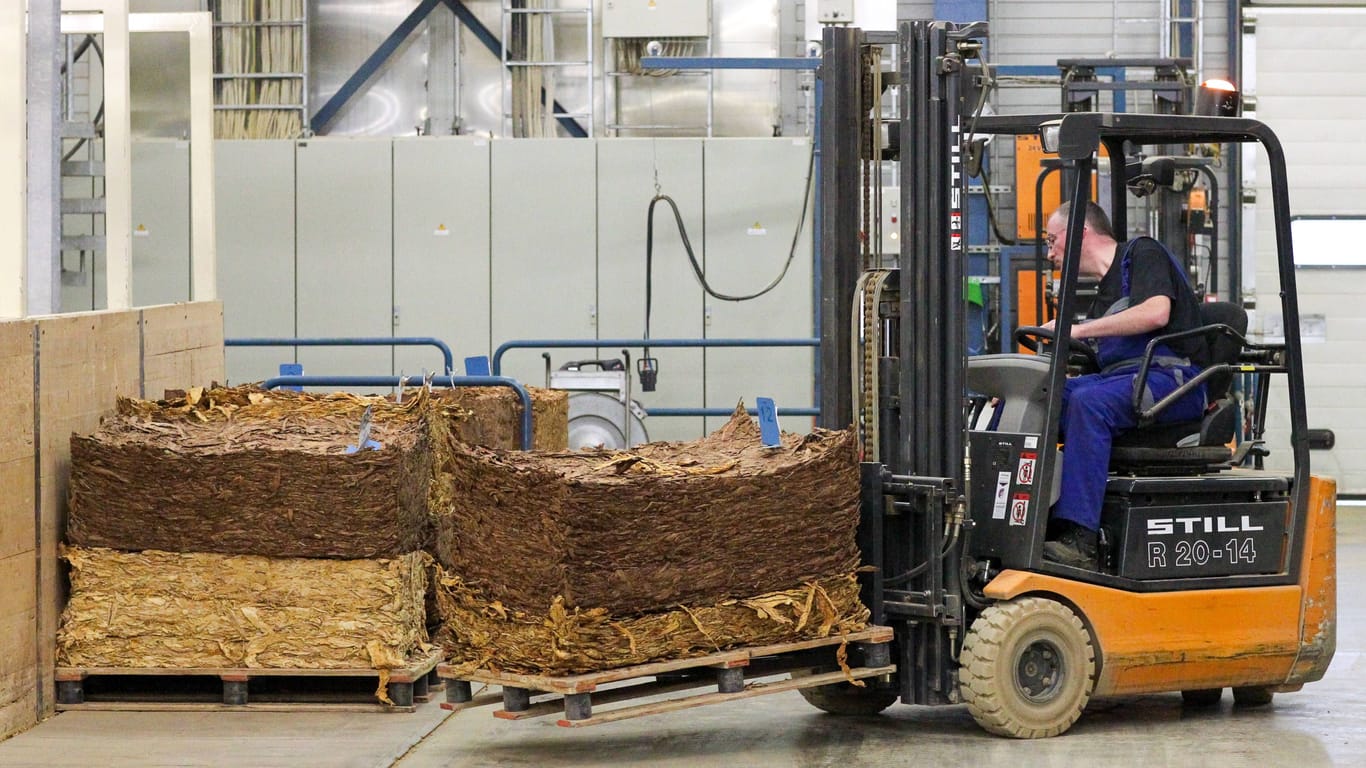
[59,387,439,672]
[59,548,429,670]
[433,404,870,676]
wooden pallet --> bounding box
[54,648,446,712]
[438,626,894,727]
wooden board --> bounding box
[1,305,226,739]
[439,626,893,694]
[36,312,141,720]
[555,666,896,727]
[0,319,36,741]
[140,302,225,399]
[54,648,443,712]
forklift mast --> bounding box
[818,20,986,705]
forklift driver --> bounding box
[1040,201,1210,568]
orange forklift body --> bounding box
[983,475,1336,697]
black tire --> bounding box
[1233,686,1274,707]
[959,597,1096,739]
[797,681,898,716]
[1181,688,1223,707]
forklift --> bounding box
[806,21,1337,737]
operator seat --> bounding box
[1108,301,1248,475]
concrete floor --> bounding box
[3,508,1362,768]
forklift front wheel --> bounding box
[1181,688,1224,707]
[796,677,898,716]
[1232,686,1274,707]
[959,597,1096,739]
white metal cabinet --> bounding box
[393,137,492,378]
[596,138,706,442]
[130,139,191,307]
[214,139,296,384]
[294,138,394,381]
[490,139,598,387]
[702,138,814,433]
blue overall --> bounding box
[1052,241,1208,531]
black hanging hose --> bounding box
[642,144,816,374]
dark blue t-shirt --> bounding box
[1088,237,1208,368]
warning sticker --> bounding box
[992,471,1012,519]
[1009,493,1030,527]
[1017,451,1037,486]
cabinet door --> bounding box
[131,140,191,307]
[215,140,296,384]
[702,138,815,433]
[393,137,491,378]
[295,138,393,383]
[490,139,598,386]
[596,138,705,442]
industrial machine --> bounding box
[807,21,1336,738]
[546,355,650,449]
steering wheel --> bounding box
[1014,326,1101,371]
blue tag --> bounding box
[755,397,781,447]
[344,439,383,454]
[278,362,303,392]
[464,355,491,376]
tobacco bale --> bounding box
[68,413,432,559]
[57,547,431,670]
[433,569,868,675]
[435,404,860,615]
[433,386,567,451]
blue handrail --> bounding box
[648,407,820,418]
[492,337,821,420]
[226,337,455,375]
[491,337,819,376]
[259,375,533,450]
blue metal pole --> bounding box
[812,74,823,425]
[226,337,455,375]
[647,407,820,418]
[492,337,820,376]
[258,374,534,450]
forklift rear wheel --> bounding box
[959,597,1096,738]
[797,679,898,716]
[1181,688,1224,707]
[1232,686,1274,707]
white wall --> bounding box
[1246,6,1366,494]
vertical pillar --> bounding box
[185,12,215,301]
[28,0,62,316]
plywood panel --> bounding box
[0,320,35,564]
[35,312,142,719]
[140,302,226,398]
[0,566,36,739]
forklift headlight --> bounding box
[1039,120,1063,154]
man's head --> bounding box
[1045,201,1118,277]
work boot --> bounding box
[1043,521,1099,569]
